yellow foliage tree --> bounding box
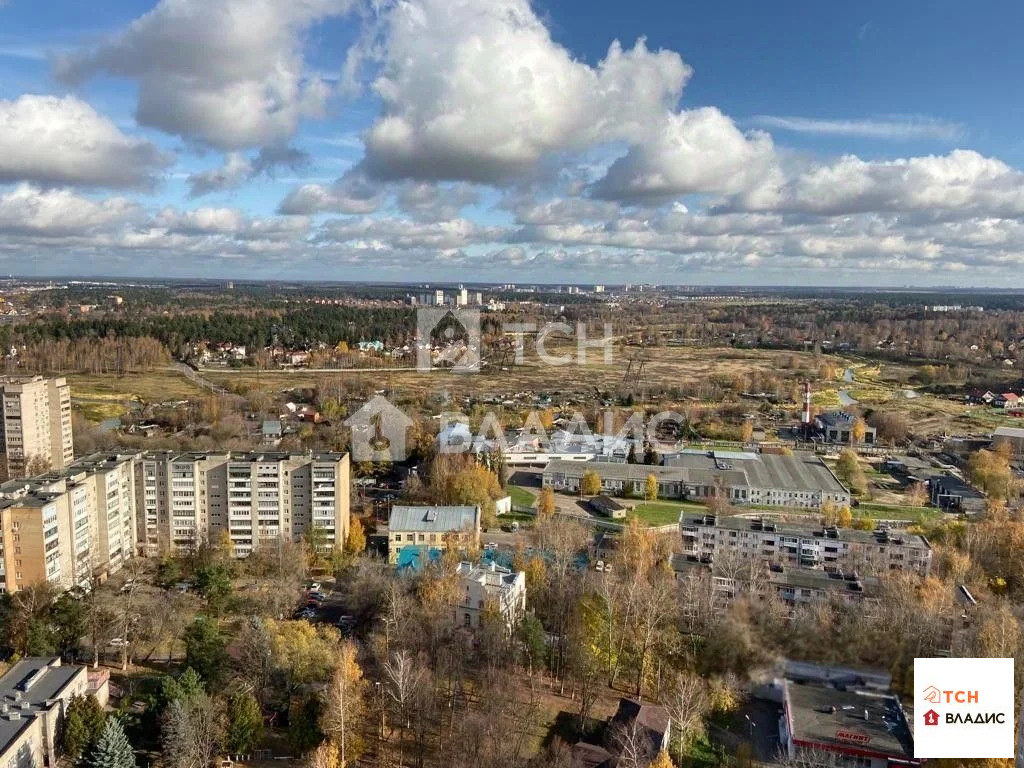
[645,474,658,502]
[268,619,341,686]
[321,642,365,767]
[837,505,853,528]
[581,470,602,497]
[344,518,366,555]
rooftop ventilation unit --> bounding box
[424,510,438,523]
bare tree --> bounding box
[383,650,426,767]
[162,692,226,768]
[663,670,709,758]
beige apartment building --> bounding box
[134,451,351,558]
[0,377,73,479]
[0,453,138,593]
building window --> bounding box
[463,613,471,627]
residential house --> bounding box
[454,561,526,632]
[994,392,1021,409]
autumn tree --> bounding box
[851,417,867,445]
[344,518,366,556]
[968,448,1015,500]
[537,487,556,521]
[664,671,708,760]
[320,643,366,766]
[835,450,867,495]
[645,474,658,502]
[906,481,928,507]
[581,470,602,497]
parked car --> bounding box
[595,560,605,572]
[309,582,322,592]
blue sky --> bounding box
[1,0,1023,285]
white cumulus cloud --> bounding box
[55,0,354,150]
[0,95,170,188]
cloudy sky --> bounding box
[2,0,1023,285]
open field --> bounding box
[203,345,848,400]
[67,369,206,422]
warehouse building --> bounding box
[542,450,851,510]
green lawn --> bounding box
[506,484,536,508]
[855,502,945,524]
[629,500,707,526]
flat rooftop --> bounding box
[0,658,82,756]
[681,514,931,549]
[548,450,848,495]
[785,681,914,761]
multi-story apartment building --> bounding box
[0,449,351,593]
[0,453,138,593]
[0,377,73,479]
[134,451,350,558]
[678,514,932,577]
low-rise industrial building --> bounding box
[927,473,986,515]
[815,411,876,445]
[543,450,851,510]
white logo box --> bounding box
[913,657,1014,759]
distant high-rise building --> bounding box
[434,289,445,306]
[593,285,605,293]
[457,288,468,306]
[0,377,73,479]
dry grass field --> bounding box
[202,345,834,401]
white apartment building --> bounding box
[0,377,73,479]
[455,561,527,632]
[678,514,932,577]
[135,451,350,558]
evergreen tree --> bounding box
[86,717,136,768]
[226,692,264,754]
[63,695,107,760]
